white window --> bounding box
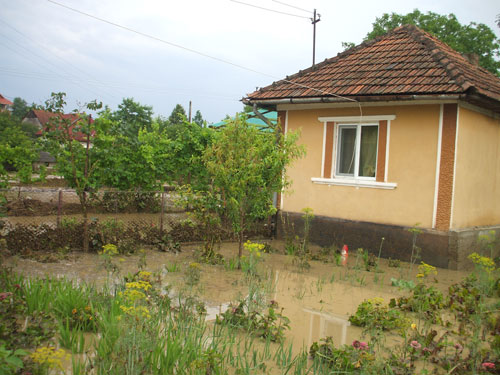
[312,115,397,189]
[336,124,378,179]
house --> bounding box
[32,151,57,172]
[23,109,95,172]
[22,109,95,146]
[244,25,500,269]
[0,94,13,111]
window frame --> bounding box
[335,123,379,180]
[313,115,397,190]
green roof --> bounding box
[211,110,277,132]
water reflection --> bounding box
[303,308,351,348]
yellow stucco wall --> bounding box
[452,106,500,228]
[282,105,440,228]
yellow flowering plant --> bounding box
[185,262,202,286]
[416,262,437,281]
[468,252,497,295]
[468,252,496,273]
[99,244,120,275]
[30,346,70,374]
[241,241,265,276]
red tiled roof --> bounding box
[0,94,13,106]
[29,109,95,142]
[246,25,500,112]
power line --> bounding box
[0,17,119,102]
[229,0,309,19]
[0,66,241,101]
[45,0,358,104]
[271,0,312,15]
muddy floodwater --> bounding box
[5,240,469,358]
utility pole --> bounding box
[188,101,192,123]
[311,9,320,67]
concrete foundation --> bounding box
[277,211,500,270]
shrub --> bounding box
[349,298,407,331]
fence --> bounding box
[0,186,272,255]
[0,187,194,254]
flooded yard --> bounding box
[4,239,486,375]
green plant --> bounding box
[203,113,304,267]
[223,257,239,271]
[99,243,120,276]
[349,297,407,331]
[390,277,416,290]
[0,344,28,375]
[478,230,498,259]
[240,241,264,277]
[58,320,85,353]
[391,283,445,324]
[164,262,180,273]
[468,252,498,296]
[176,185,224,261]
[30,346,69,375]
[309,337,380,373]
[185,262,202,286]
[217,299,290,342]
[388,258,401,268]
[374,237,385,272]
[408,224,422,276]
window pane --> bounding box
[338,127,356,175]
[358,126,378,177]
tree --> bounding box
[351,10,500,75]
[168,104,187,126]
[11,97,29,121]
[203,114,304,267]
[42,92,101,252]
[192,110,205,127]
[111,98,153,138]
[168,120,213,188]
[0,112,39,188]
[94,108,174,191]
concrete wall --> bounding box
[452,106,500,228]
[278,211,500,270]
[282,104,440,228]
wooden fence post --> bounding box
[57,189,62,228]
[159,188,165,238]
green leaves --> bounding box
[0,345,28,375]
[362,10,500,75]
[0,111,39,187]
[203,113,304,252]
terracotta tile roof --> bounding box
[0,94,13,106]
[246,25,500,111]
[28,110,95,142]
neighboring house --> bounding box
[0,94,13,111]
[211,109,277,131]
[32,151,57,172]
[244,25,500,269]
[22,109,95,147]
[23,109,95,172]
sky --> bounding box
[1,0,499,123]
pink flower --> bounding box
[454,343,463,351]
[481,362,495,370]
[352,340,368,350]
[410,341,421,350]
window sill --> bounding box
[311,177,397,190]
